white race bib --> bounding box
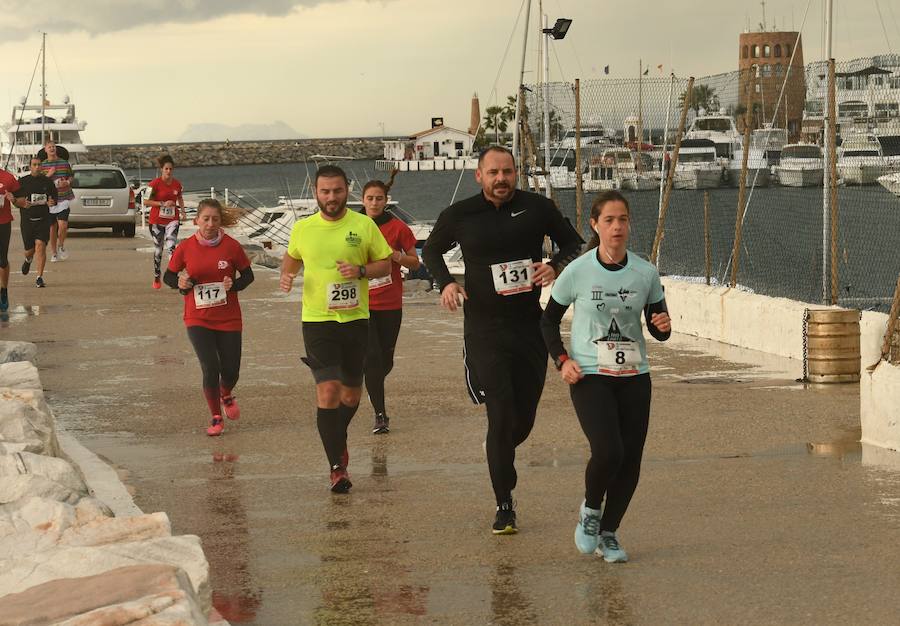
[193,282,227,309]
[30,193,48,204]
[327,281,360,310]
[368,274,393,290]
[491,259,533,295]
[597,341,641,376]
[159,204,176,218]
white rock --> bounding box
[0,564,208,626]
[0,535,211,615]
[0,451,88,494]
[0,497,169,558]
[0,474,85,505]
[0,392,59,457]
[0,361,42,390]
[0,341,37,365]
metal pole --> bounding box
[704,191,711,286]
[829,59,839,306]
[658,74,675,217]
[512,0,533,179]
[651,76,694,265]
[542,14,553,199]
[575,78,583,236]
[730,116,753,288]
[822,0,833,304]
[41,33,46,146]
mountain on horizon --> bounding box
[177,121,308,142]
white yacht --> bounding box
[1,97,88,174]
[671,139,723,189]
[752,124,788,166]
[728,144,771,188]
[589,148,658,191]
[774,144,825,187]
[837,133,889,185]
[685,110,742,165]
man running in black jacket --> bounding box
[422,146,583,535]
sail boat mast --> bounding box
[41,32,46,146]
[512,0,532,185]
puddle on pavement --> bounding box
[0,304,51,326]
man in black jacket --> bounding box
[422,146,582,535]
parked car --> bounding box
[69,164,138,237]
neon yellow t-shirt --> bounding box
[287,210,393,322]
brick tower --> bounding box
[738,31,806,140]
[468,92,481,136]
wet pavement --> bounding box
[3,231,900,625]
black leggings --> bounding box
[465,322,547,505]
[364,308,403,415]
[187,326,242,416]
[0,222,10,269]
[570,373,651,532]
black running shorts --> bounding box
[301,319,368,386]
[21,217,52,250]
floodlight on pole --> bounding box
[543,18,572,40]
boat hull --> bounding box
[673,168,722,190]
[727,167,771,188]
[837,163,888,186]
[776,167,824,187]
[877,173,900,197]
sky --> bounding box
[0,0,897,144]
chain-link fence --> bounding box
[523,54,900,311]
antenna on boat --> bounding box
[41,32,46,147]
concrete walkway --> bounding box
[2,229,899,625]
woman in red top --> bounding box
[164,199,254,436]
[361,179,420,434]
[147,155,186,289]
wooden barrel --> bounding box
[805,309,860,383]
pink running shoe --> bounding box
[206,416,224,436]
[221,395,240,420]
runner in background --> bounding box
[0,168,20,311]
[146,155,186,289]
[13,156,58,288]
[361,175,419,434]
[164,199,254,436]
[541,190,670,562]
[40,140,74,262]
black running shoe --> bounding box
[22,257,32,275]
[372,414,390,434]
[35,276,45,288]
[492,502,518,535]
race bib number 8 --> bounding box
[193,282,227,309]
[491,259,533,295]
[328,281,360,310]
[597,341,641,376]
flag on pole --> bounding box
[657,64,664,73]
[643,67,649,75]
[604,65,610,74]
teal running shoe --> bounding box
[574,500,603,554]
[597,531,628,563]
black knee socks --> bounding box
[317,403,359,468]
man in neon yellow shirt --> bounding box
[280,165,392,493]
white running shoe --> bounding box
[58,246,68,260]
[574,500,602,554]
[597,531,629,563]
[50,253,58,263]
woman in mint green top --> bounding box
[541,190,671,563]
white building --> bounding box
[378,121,477,171]
[805,54,900,127]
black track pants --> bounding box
[364,308,403,415]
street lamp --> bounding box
[539,17,573,198]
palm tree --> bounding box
[484,105,509,144]
[679,85,721,115]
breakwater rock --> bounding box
[85,137,387,169]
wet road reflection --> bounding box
[490,561,537,626]
[581,570,634,625]
[205,451,263,624]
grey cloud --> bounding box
[0,1,335,40]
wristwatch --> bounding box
[359,265,367,278]
[553,354,570,371]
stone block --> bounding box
[0,341,37,365]
[0,497,169,558]
[0,564,207,626]
[0,451,88,494]
[0,535,211,615]
[0,392,59,457]
[0,361,42,390]
[0,475,85,506]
